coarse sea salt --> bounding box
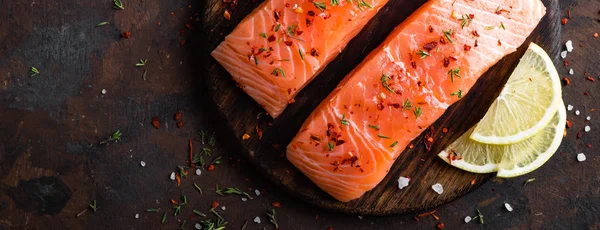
[432,183,443,194]
[221,206,226,211]
[464,216,472,223]
[140,161,146,167]
[195,223,202,229]
[577,153,586,162]
[585,125,591,132]
[575,110,580,115]
[569,69,574,75]
[101,89,107,95]
[241,197,248,202]
[560,50,567,59]
[196,168,202,176]
[397,176,410,190]
[255,189,261,196]
[169,172,176,180]
[254,216,261,224]
[505,203,513,212]
[587,116,591,121]
[566,40,573,52]
[567,105,573,111]
[135,213,139,219]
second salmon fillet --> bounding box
[287,0,546,202]
[212,0,389,118]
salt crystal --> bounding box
[432,183,444,194]
[587,116,591,121]
[241,197,248,202]
[397,176,410,190]
[254,216,261,224]
[221,206,226,211]
[196,168,202,176]
[575,110,580,115]
[464,216,472,223]
[195,223,202,230]
[577,153,586,162]
[585,125,591,132]
[101,89,107,95]
[358,216,363,220]
[169,172,176,180]
[140,161,146,167]
[567,105,573,111]
[569,69,574,75]
[566,40,573,52]
[505,203,513,212]
[255,189,261,196]
[135,213,139,219]
[560,50,567,59]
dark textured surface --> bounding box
[0,0,598,229]
[204,0,561,215]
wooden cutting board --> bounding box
[201,0,561,215]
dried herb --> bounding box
[459,14,473,28]
[179,220,187,230]
[416,50,430,59]
[500,22,506,30]
[299,48,305,60]
[443,30,454,43]
[194,209,207,217]
[414,107,422,118]
[377,134,390,139]
[223,187,253,199]
[275,24,281,32]
[113,0,124,10]
[29,67,40,77]
[267,209,279,229]
[402,99,413,110]
[199,130,208,144]
[314,1,326,11]
[331,0,340,6]
[485,26,495,30]
[209,156,223,166]
[202,147,212,156]
[327,142,334,151]
[161,212,167,224]
[146,208,160,212]
[215,184,223,196]
[340,114,349,126]
[523,178,536,186]
[357,0,372,10]
[173,205,182,216]
[135,59,147,67]
[381,73,396,93]
[450,89,463,98]
[208,132,216,147]
[390,141,398,147]
[200,217,228,230]
[194,183,203,194]
[271,68,286,77]
[259,32,267,38]
[447,67,461,82]
[89,200,99,212]
[96,22,109,27]
[99,129,122,145]
[368,125,380,130]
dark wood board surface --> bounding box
[1,0,599,229]
[203,0,561,215]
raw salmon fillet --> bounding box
[212,0,388,118]
[287,0,546,202]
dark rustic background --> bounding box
[0,0,598,229]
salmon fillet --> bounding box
[212,0,388,118]
[287,0,546,202]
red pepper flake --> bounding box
[427,137,433,143]
[439,37,447,45]
[594,33,599,38]
[242,134,250,140]
[413,216,420,222]
[171,199,178,204]
[471,179,476,185]
[423,41,438,51]
[567,10,571,18]
[432,213,440,221]
[274,9,281,21]
[587,144,592,148]
[442,128,448,133]
[315,215,320,222]
[326,227,334,230]
[308,10,316,16]
[437,222,445,229]
[498,40,502,46]
[121,31,131,38]
[577,132,581,139]
[474,39,478,47]
[151,116,160,129]
[255,125,263,139]
[464,44,472,51]
[417,210,436,217]
[185,23,195,30]
[174,111,182,120]
[224,10,231,20]
[207,164,215,171]
[175,173,181,187]
[428,25,434,33]
[472,30,480,37]
[284,41,293,46]
[564,60,569,66]
[267,35,276,42]
[271,202,281,207]
[566,120,572,128]
[212,201,219,209]
[176,121,183,128]
[377,103,385,111]
[561,18,568,25]
[563,77,571,86]
[310,48,320,57]
[410,61,417,69]
[586,76,595,82]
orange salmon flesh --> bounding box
[286,0,546,202]
[212,0,389,118]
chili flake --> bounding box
[242,134,250,140]
[310,48,320,57]
[274,9,281,21]
[563,77,571,86]
[464,44,472,51]
[121,31,131,38]
[151,116,160,129]
[176,121,183,128]
[224,10,231,20]
[174,112,182,120]
[561,18,568,25]
[423,41,438,51]
[272,202,281,207]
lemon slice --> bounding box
[439,102,566,177]
[469,43,562,145]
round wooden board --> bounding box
[201,0,561,215]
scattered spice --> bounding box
[458,14,474,28]
[523,178,536,186]
[271,68,286,77]
[566,120,572,128]
[267,209,279,229]
[151,116,160,129]
[442,30,454,43]
[340,114,349,126]
[314,1,326,11]
[113,0,124,10]
[224,10,231,20]
[29,67,40,77]
[242,134,250,140]
[447,67,461,82]
[423,41,438,51]
[121,31,131,38]
[464,44,472,51]
[99,129,122,145]
[561,18,568,25]
[417,50,430,59]
[310,48,320,57]
[414,107,422,118]
[161,212,167,224]
[381,73,396,93]
[272,202,281,207]
[96,22,109,27]
[135,59,148,67]
[586,76,595,82]
[451,89,463,98]
[146,208,160,212]
[563,77,571,86]
[89,200,99,212]
[437,222,445,229]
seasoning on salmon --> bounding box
[286,0,547,202]
[211,0,389,118]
